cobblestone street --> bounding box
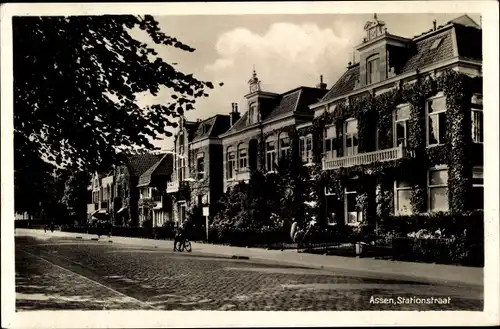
[15,235,483,311]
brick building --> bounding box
[166,114,232,224]
[219,70,328,192]
[298,14,483,226]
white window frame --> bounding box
[324,125,338,160]
[248,103,256,125]
[471,104,483,144]
[344,180,363,226]
[426,93,447,146]
[394,180,412,215]
[279,133,290,160]
[324,186,338,226]
[366,56,378,85]
[344,118,359,156]
[300,134,313,165]
[265,136,277,173]
[196,152,205,181]
[427,166,449,212]
[237,143,248,171]
[226,147,236,180]
[394,103,410,147]
[472,166,484,210]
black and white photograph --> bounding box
[1,1,499,328]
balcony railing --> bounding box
[322,145,415,170]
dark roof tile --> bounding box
[320,65,360,103]
[191,115,231,142]
[401,29,454,73]
[127,153,164,177]
[137,154,173,187]
[225,87,326,135]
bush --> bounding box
[377,210,483,239]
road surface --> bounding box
[15,235,483,311]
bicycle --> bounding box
[174,237,192,252]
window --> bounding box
[394,104,410,147]
[279,134,290,160]
[299,134,313,164]
[427,96,447,146]
[325,187,341,226]
[178,157,186,181]
[430,38,443,50]
[248,103,256,124]
[197,152,205,180]
[178,133,184,147]
[472,166,483,210]
[366,57,378,85]
[265,137,277,172]
[428,168,449,212]
[395,180,412,215]
[238,144,248,170]
[471,94,483,144]
[324,125,338,159]
[345,119,359,156]
[345,179,363,225]
[226,147,236,180]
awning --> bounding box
[153,204,162,210]
[116,207,127,214]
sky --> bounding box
[131,13,481,151]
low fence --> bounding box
[49,224,484,267]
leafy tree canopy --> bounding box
[14,15,220,214]
[14,15,220,172]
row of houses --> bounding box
[87,14,484,228]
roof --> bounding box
[454,24,482,61]
[318,15,481,104]
[126,153,164,177]
[191,114,231,142]
[224,86,326,135]
[400,28,454,73]
[320,64,360,103]
[448,14,481,29]
[137,153,173,187]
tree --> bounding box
[62,171,91,225]
[14,15,220,215]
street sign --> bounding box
[202,207,209,217]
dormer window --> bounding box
[366,56,379,85]
[248,103,256,124]
[430,38,443,50]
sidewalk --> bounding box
[16,228,483,289]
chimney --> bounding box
[230,102,241,126]
[433,19,437,31]
[316,75,327,89]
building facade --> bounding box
[166,113,232,224]
[137,153,174,227]
[219,70,328,192]
[86,171,114,223]
[299,14,483,226]
[112,153,165,226]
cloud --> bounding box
[205,21,362,94]
[206,58,235,71]
[152,19,366,151]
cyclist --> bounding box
[173,223,185,251]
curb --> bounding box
[18,230,482,289]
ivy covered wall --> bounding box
[299,69,482,224]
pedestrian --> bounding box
[50,221,54,232]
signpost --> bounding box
[202,206,209,241]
